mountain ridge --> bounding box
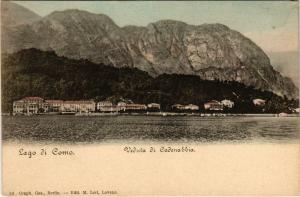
[2,2,298,99]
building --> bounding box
[12,97,98,114]
[147,103,161,110]
[171,104,185,110]
[117,102,127,111]
[97,101,119,112]
[184,104,199,111]
[62,100,96,112]
[204,100,223,111]
[42,102,50,113]
[293,108,300,113]
[172,104,199,111]
[13,97,44,115]
[13,100,26,114]
[253,99,266,106]
[27,103,39,114]
[117,102,147,112]
[21,97,44,104]
[23,97,44,114]
[97,101,113,108]
[45,100,64,112]
[221,99,234,108]
[60,101,78,112]
[22,97,44,107]
[125,104,147,111]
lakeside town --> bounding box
[11,96,300,117]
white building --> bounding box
[117,102,127,111]
[253,99,266,106]
[97,101,113,108]
[221,99,234,108]
[13,100,26,114]
[117,102,146,111]
[13,97,44,115]
[171,104,185,110]
[97,101,112,110]
[97,101,119,112]
[204,100,223,111]
[45,100,64,112]
[62,100,96,112]
[12,97,97,114]
[147,103,161,110]
[42,102,50,113]
[184,104,199,111]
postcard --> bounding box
[1,1,300,196]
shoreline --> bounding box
[3,112,300,117]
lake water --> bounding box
[2,115,300,144]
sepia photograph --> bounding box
[1,0,300,196]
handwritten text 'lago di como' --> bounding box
[18,148,75,158]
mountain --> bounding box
[1,1,41,27]
[2,7,298,98]
[2,49,298,113]
[1,1,41,61]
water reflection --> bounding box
[2,116,300,144]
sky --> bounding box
[15,1,298,53]
[13,1,299,84]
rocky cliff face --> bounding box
[2,4,298,98]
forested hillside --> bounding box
[2,48,298,113]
